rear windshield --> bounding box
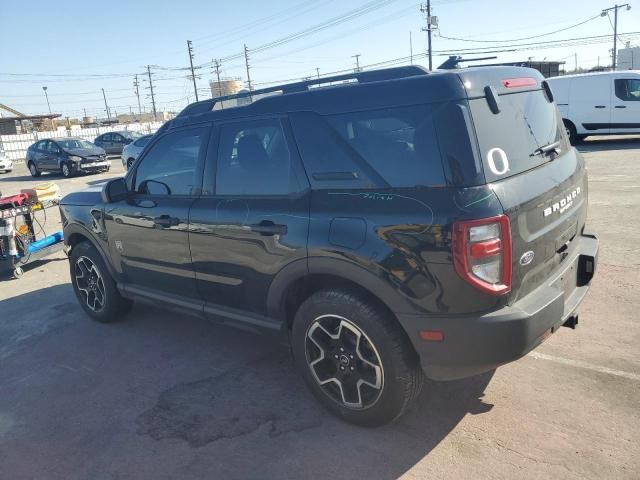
[469,89,566,182]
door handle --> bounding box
[615,105,627,109]
[250,220,287,236]
[153,215,179,227]
[594,105,606,109]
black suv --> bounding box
[60,66,598,426]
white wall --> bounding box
[0,122,164,160]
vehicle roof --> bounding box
[547,70,640,81]
[171,65,544,129]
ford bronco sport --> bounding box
[60,65,598,426]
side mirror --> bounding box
[101,177,128,203]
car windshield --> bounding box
[122,131,144,140]
[58,139,95,150]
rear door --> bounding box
[188,117,310,327]
[611,76,640,133]
[569,75,611,135]
[468,77,587,302]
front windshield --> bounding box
[123,131,144,140]
[58,139,95,150]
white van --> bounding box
[546,71,640,144]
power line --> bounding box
[437,13,602,43]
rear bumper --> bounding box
[398,233,598,381]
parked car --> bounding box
[546,70,640,144]
[121,134,153,170]
[0,146,12,173]
[94,130,145,156]
[60,66,598,426]
[26,137,109,178]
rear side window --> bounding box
[614,79,640,101]
[469,89,566,183]
[290,105,445,189]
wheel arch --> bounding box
[65,225,118,280]
[267,257,415,332]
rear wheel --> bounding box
[292,290,423,427]
[70,241,132,322]
[28,162,41,177]
[564,120,584,146]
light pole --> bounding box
[42,86,53,131]
[601,4,631,70]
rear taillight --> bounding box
[452,215,512,295]
[502,77,537,88]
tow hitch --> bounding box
[562,315,579,329]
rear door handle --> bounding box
[250,220,287,236]
[615,105,627,109]
[594,105,606,109]
[153,215,180,227]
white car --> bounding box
[546,70,640,144]
[121,134,153,170]
[0,147,13,173]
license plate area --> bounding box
[559,260,577,296]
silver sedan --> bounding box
[121,134,153,170]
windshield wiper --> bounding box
[530,140,561,158]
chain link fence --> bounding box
[0,122,164,160]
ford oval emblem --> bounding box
[520,251,535,266]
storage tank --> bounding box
[209,78,243,98]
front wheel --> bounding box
[28,162,41,177]
[564,120,585,146]
[70,241,132,322]
[61,162,72,178]
[292,290,423,427]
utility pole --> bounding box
[244,44,253,91]
[101,88,111,120]
[213,59,224,108]
[602,4,631,70]
[410,31,413,65]
[420,1,437,70]
[352,54,361,72]
[133,74,142,115]
[316,67,320,79]
[146,65,157,119]
[575,53,578,72]
[187,40,199,101]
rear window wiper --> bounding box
[530,140,561,158]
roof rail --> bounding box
[177,65,428,117]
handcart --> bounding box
[0,186,65,279]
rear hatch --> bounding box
[463,68,588,302]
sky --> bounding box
[1,0,638,119]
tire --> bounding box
[292,289,423,427]
[61,162,72,178]
[564,120,584,146]
[69,241,132,322]
[28,162,41,177]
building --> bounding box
[618,47,640,70]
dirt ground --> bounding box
[0,139,638,480]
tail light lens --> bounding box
[452,215,512,295]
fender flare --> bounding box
[266,256,415,321]
[64,223,119,280]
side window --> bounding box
[101,133,111,142]
[36,141,47,151]
[134,127,205,196]
[215,119,297,195]
[290,105,444,189]
[615,79,640,101]
[48,142,60,153]
[113,134,124,143]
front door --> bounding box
[189,118,310,326]
[611,77,640,134]
[103,124,210,300]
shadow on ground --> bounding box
[577,136,640,153]
[0,285,495,479]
